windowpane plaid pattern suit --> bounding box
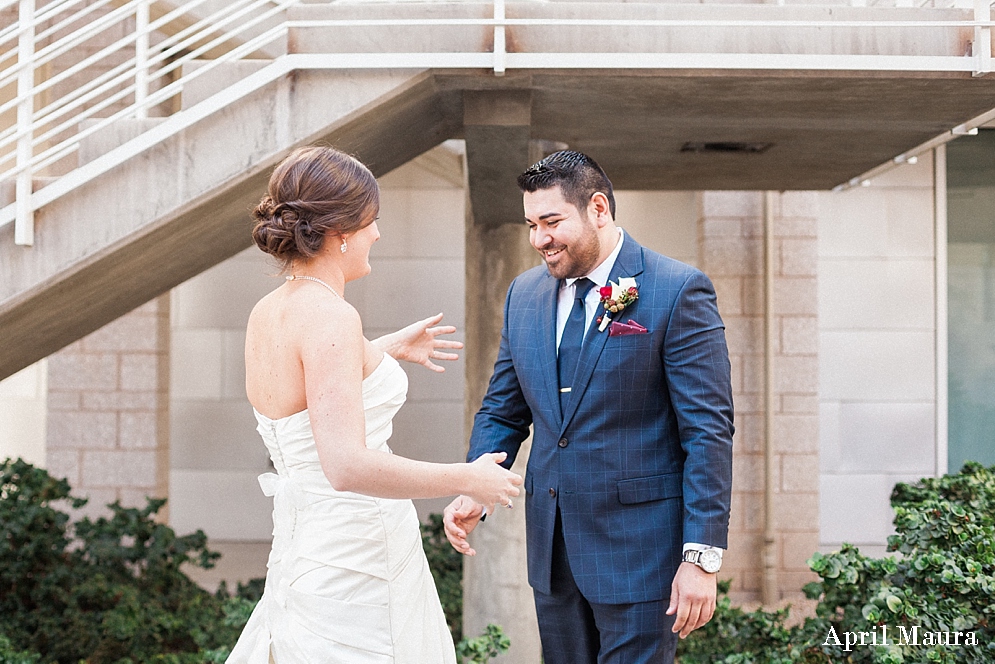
[467,235,734,611]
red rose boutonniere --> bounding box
[596,277,638,332]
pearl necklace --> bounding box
[285,274,343,299]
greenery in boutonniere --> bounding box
[599,277,639,314]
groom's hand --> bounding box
[443,495,484,556]
[666,562,717,638]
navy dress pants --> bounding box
[533,508,679,664]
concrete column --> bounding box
[45,296,170,521]
[697,191,820,605]
[462,90,543,663]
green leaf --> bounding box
[885,594,903,613]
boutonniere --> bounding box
[596,277,638,332]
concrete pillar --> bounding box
[697,191,820,605]
[45,296,170,521]
[462,89,543,663]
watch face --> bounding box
[699,549,721,573]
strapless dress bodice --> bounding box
[252,353,407,499]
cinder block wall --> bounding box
[45,297,170,520]
[698,191,821,603]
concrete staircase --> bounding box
[0,2,470,379]
[4,1,995,381]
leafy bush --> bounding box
[678,462,995,664]
[422,512,465,641]
[421,513,511,662]
[0,458,253,663]
[0,634,41,664]
[0,458,506,663]
[456,624,511,664]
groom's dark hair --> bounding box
[517,150,616,218]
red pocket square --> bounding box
[608,319,648,337]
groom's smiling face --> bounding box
[524,186,602,280]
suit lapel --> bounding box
[536,272,563,426]
[559,237,646,433]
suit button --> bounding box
[558,438,568,448]
[549,488,557,498]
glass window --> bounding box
[947,129,995,472]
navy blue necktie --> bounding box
[558,278,595,410]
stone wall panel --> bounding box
[47,297,169,518]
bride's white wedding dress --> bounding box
[227,354,457,663]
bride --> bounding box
[228,146,522,663]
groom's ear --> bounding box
[589,191,612,227]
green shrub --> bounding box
[420,513,511,662]
[456,624,511,663]
[0,458,252,663]
[678,462,995,664]
[0,634,41,664]
[0,458,507,663]
[421,512,465,641]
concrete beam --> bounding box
[463,90,533,230]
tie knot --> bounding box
[574,278,595,302]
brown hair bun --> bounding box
[251,146,379,267]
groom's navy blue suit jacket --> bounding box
[467,235,734,605]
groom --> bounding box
[444,151,734,663]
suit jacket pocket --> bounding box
[616,472,682,505]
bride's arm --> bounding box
[305,302,518,510]
[370,313,463,373]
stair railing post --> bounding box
[974,0,992,77]
[493,0,506,76]
[135,0,150,119]
[15,0,36,246]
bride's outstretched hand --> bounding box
[373,313,463,372]
[466,452,522,516]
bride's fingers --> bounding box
[427,324,457,336]
[420,313,445,327]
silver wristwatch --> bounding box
[683,548,722,574]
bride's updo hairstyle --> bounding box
[252,146,379,267]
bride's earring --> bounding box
[340,240,347,254]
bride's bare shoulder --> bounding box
[248,285,361,344]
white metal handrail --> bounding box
[0,0,287,158]
[2,0,995,245]
[0,0,106,50]
[15,21,288,178]
[0,0,138,86]
[0,0,295,244]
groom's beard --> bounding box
[538,219,601,280]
